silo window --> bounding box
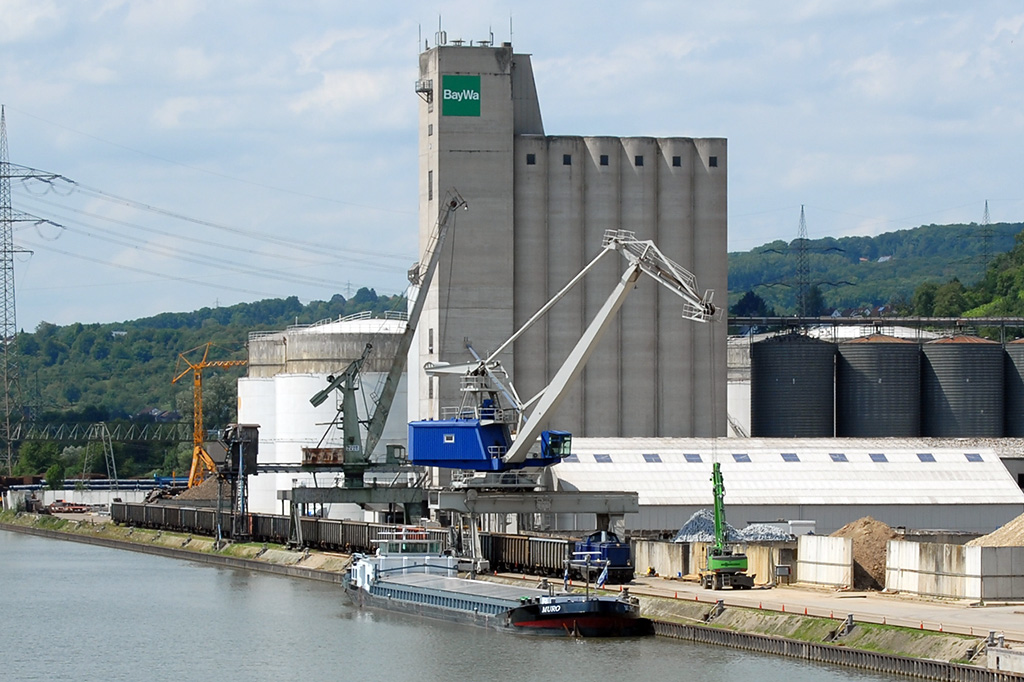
[781,452,800,462]
[428,376,434,399]
[829,452,848,462]
[428,123,433,136]
[563,154,572,165]
[709,156,718,167]
[428,328,434,354]
[526,153,536,165]
[964,453,983,462]
[684,453,702,463]
[672,156,682,167]
[600,154,609,166]
[594,453,612,463]
[635,155,644,167]
[917,452,936,462]
[870,453,888,463]
[732,453,751,463]
[428,170,433,201]
[642,453,662,463]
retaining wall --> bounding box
[796,535,853,588]
[656,621,1021,682]
[990,647,1024,675]
[635,540,795,585]
[886,540,1024,600]
[634,539,688,577]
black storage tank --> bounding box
[751,333,836,437]
[1004,339,1024,436]
[836,334,920,437]
[921,336,1004,437]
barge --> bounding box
[345,528,652,637]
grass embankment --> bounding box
[481,572,982,664]
[640,593,981,663]
[0,510,351,573]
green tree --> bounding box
[933,279,967,317]
[14,442,60,476]
[913,282,939,316]
[730,290,776,317]
[44,463,65,490]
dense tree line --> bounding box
[728,222,1021,315]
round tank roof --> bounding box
[927,335,998,344]
[842,333,914,344]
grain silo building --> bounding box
[414,39,728,438]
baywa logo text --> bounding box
[441,75,481,116]
[443,89,480,102]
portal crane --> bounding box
[305,190,468,488]
[172,343,247,488]
[408,229,717,472]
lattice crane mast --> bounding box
[172,343,246,488]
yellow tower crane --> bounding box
[172,343,247,488]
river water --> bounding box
[0,530,901,682]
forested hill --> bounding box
[17,288,404,421]
[728,221,1023,315]
[17,221,1024,422]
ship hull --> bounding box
[344,574,652,637]
[507,599,654,637]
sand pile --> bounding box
[831,516,897,590]
[966,512,1024,546]
[175,476,232,501]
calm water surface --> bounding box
[0,530,901,682]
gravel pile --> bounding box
[831,516,897,590]
[674,509,798,543]
[739,523,794,542]
[673,509,736,542]
[966,512,1024,547]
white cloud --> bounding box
[170,46,217,81]
[0,0,60,43]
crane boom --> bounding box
[408,229,716,471]
[362,190,467,456]
[307,190,467,483]
[172,343,247,487]
[499,230,715,465]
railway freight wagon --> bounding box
[111,503,449,554]
[109,503,634,583]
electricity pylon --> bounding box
[0,106,61,475]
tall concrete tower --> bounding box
[415,40,727,438]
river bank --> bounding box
[2,511,1018,680]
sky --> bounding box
[1,1,1023,331]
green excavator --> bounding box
[699,462,755,590]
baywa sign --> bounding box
[442,75,481,117]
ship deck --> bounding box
[381,573,549,605]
